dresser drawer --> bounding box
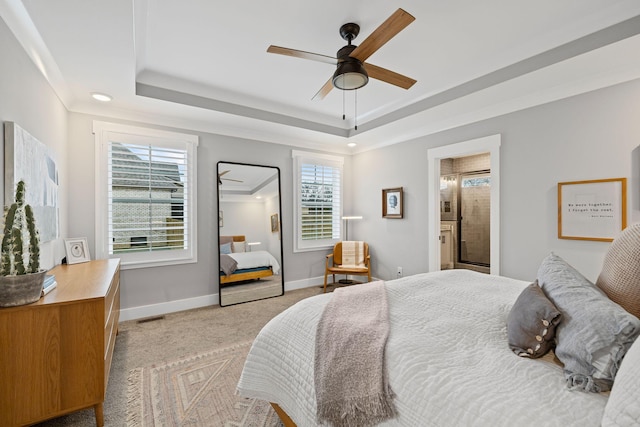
[104,268,120,385]
[104,266,120,328]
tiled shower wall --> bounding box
[440,153,491,268]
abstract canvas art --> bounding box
[4,122,59,242]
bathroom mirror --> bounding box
[217,161,284,306]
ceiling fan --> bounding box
[218,170,243,185]
[267,8,417,100]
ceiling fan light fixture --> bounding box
[332,60,368,90]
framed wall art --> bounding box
[382,187,403,219]
[271,213,279,232]
[558,178,627,242]
[4,122,59,242]
[64,237,91,264]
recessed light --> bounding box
[347,142,357,147]
[91,92,112,102]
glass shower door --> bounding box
[459,172,490,266]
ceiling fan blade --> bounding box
[350,8,415,63]
[222,178,243,183]
[267,45,337,65]
[312,78,334,101]
[364,63,416,89]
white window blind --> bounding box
[108,142,189,254]
[94,122,198,269]
[293,151,343,252]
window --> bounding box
[292,150,343,252]
[462,176,491,187]
[93,122,198,269]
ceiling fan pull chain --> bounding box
[342,82,346,120]
[355,89,358,131]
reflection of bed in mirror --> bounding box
[219,235,281,286]
[217,161,284,307]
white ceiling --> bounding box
[2,0,640,154]
[218,162,279,201]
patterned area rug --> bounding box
[126,341,283,426]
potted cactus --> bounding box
[0,180,46,307]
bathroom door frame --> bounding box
[427,134,501,275]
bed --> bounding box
[237,224,640,426]
[219,235,281,286]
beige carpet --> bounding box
[34,284,356,426]
[34,285,334,426]
[126,341,282,426]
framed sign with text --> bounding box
[558,178,627,242]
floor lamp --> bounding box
[339,215,363,284]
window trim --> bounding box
[292,150,344,253]
[93,121,198,269]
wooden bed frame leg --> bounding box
[270,403,297,427]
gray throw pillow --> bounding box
[537,253,640,392]
[507,281,561,358]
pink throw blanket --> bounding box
[314,281,396,426]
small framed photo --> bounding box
[64,237,91,264]
[271,213,279,232]
[382,187,403,219]
[219,210,223,228]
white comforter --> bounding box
[230,250,280,274]
[237,270,609,426]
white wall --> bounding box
[5,11,639,315]
[67,113,350,311]
[264,194,281,261]
[0,17,68,270]
[219,200,269,249]
[352,78,640,283]
[219,196,281,260]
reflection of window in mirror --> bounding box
[217,161,284,307]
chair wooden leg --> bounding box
[323,272,328,293]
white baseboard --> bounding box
[119,275,368,322]
[284,276,325,291]
[119,293,219,322]
[284,275,379,291]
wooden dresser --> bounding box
[0,259,120,427]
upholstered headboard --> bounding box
[220,235,245,245]
[596,224,640,318]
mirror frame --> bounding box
[217,161,284,307]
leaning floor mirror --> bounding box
[217,161,284,306]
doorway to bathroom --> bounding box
[439,154,491,273]
[426,134,501,275]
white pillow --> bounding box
[602,337,640,426]
[232,241,246,253]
